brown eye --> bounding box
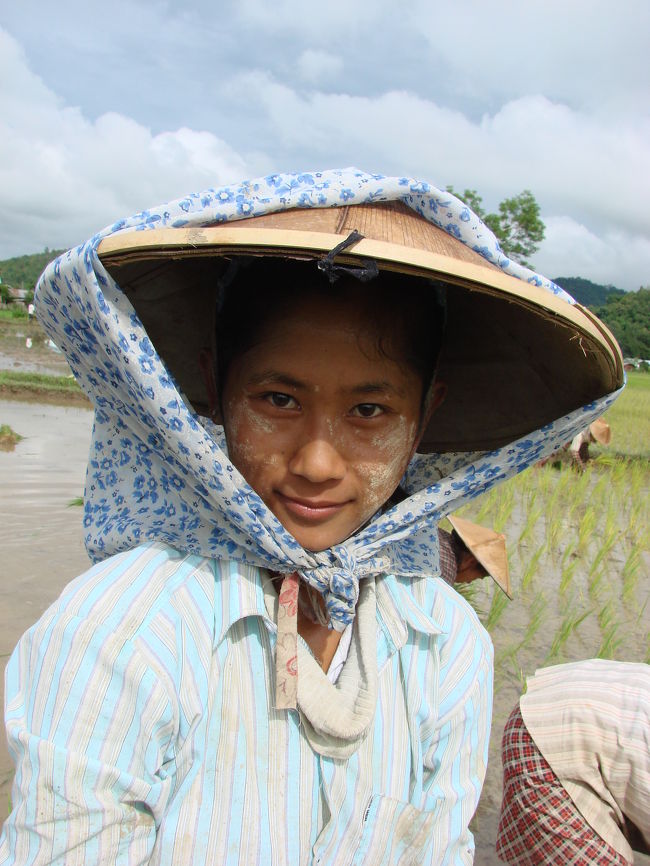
[265,392,298,409]
[352,403,383,418]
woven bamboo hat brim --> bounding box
[97,200,623,453]
[448,515,512,598]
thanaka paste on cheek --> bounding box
[356,416,418,510]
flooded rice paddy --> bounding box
[0,400,93,818]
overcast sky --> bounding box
[2,1,649,289]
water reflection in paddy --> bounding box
[0,400,93,819]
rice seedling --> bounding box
[454,580,487,621]
[626,501,648,544]
[485,587,509,631]
[559,559,578,596]
[589,529,620,578]
[521,544,546,591]
[627,460,647,500]
[609,458,628,486]
[561,540,576,566]
[545,470,570,517]
[475,487,500,525]
[517,505,542,548]
[576,506,597,555]
[588,565,606,601]
[545,606,592,663]
[493,486,515,533]
[517,592,546,652]
[603,503,619,542]
[621,549,643,603]
[546,513,565,561]
[596,601,624,659]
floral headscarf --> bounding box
[35,169,622,634]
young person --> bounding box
[0,169,623,865]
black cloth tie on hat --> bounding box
[317,230,379,283]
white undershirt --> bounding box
[326,623,353,683]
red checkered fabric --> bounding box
[495,704,631,865]
[438,528,464,585]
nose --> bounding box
[288,438,346,483]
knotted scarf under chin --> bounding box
[297,546,392,631]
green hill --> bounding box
[593,288,650,359]
[554,277,649,358]
[552,276,625,307]
[0,249,66,296]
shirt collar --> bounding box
[375,572,445,660]
[213,560,273,646]
[214,562,446,640]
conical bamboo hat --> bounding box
[98,200,623,453]
[448,515,511,598]
[589,418,612,445]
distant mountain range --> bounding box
[0,250,647,358]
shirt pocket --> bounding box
[351,794,438,865]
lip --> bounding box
[277,492,350,522]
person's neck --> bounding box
[297,602,342,672]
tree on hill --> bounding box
[0,248,66,299]
[446,187,545,267]
[594,288,650,358]
[552,276,625,308]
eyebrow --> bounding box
[246,370,306,389]
[246,371,407,398]
[348,381,408,398]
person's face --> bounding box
[221,295,439,552]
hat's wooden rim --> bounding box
[98,226,622,379]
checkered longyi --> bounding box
[495,704,631,865]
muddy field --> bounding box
[0,392,648,863]
[0,319,73,379]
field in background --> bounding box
[461,372,649,851]
[454,372,649,686]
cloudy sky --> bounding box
[2,1,649,289]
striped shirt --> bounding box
[520,660,650,861]
[1,542,493,865]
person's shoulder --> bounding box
[417,571,488,629]
[525,658,650,700]
[379,572,492,655]
[42,542,219,642]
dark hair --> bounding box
[215,257,445,405]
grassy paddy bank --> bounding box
[0,370,90,408]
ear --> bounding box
[198,349,220,419]
[410,380,447,458]
[426,381,447,418]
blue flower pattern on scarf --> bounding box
[34,169,621,631]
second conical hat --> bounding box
[589,418,612,445]
[448,514,512,598]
